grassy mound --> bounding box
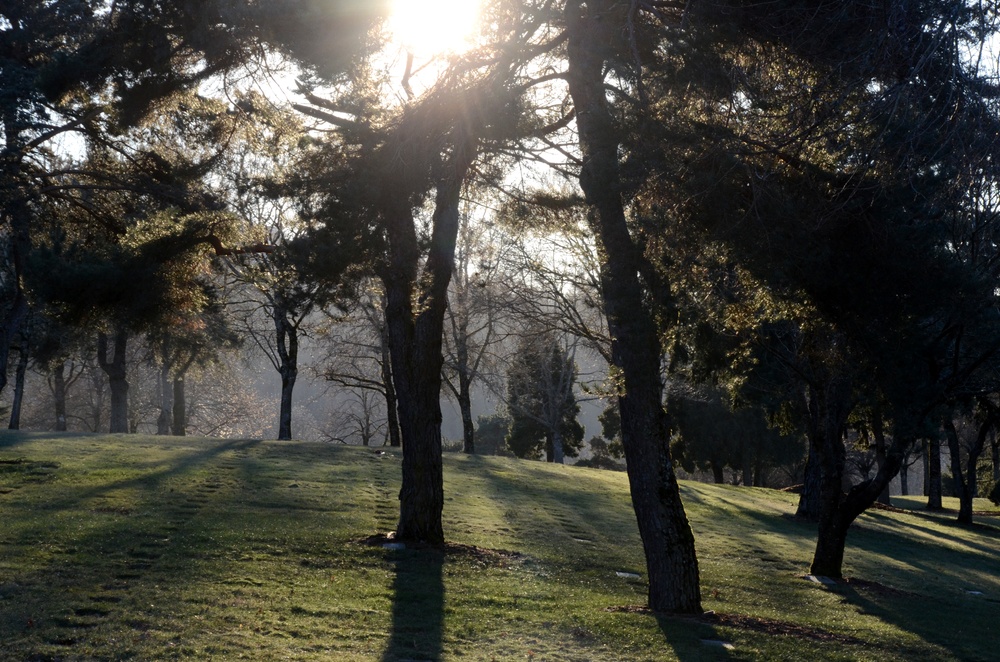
[0,431,997,660]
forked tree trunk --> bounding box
[98,329,130,434]
[383,127,477,545]
[944,415,990,526]
[566,0,701,613]
[810,433,910,578]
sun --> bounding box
[387,0,482,56]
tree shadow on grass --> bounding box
[652,611,735,661]
[381,545,444,662]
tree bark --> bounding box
[566,0,701,613]
[97,329,130,434]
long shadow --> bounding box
[380,546,445,662]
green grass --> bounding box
[0,431,998,661]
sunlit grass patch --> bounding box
[0,430,997,660]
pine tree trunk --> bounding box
[899,463,909,496]
[52,361,68,432]
[927,436,943,510]
[566,0,701,612]
[98,329,130,434]
[8,337,28,430]
[382,126,476,545]
[172,376,186,436]
[0,115,30,400]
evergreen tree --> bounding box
[504,333,584,463]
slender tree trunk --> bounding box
[927,435,943,510]
[274,305,298,441]
[899,462,909,496]
[52,361,68,432]
[380,323,401,448]
[458,369,475,454]
[97,329,130,434]
[172,375,186,436]
[7,336,28,430]
[566,0,701,613]
[156,359,172,435]
[382,127,476,545]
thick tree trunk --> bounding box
[566,0,701,613]
[711,461,725,484]
[98,329,130,434]
[52,361,68,432]
[8,336,28,430]
[382,127,476,545]
[551,429,565,464]
[172,376,186,436]
[927,435,943,510]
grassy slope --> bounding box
[0,432,998,661]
